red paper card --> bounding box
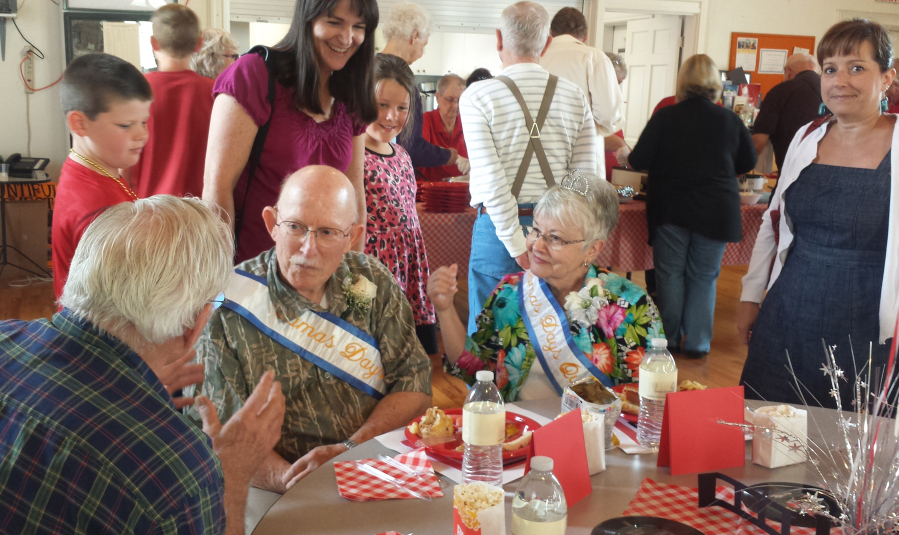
[524,410,592,506]
[657,386,745,475]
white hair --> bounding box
[382,2,432,41]
[437,74,465,95]
[60,196,234,347]
[190,28,239,79]
[534,175,619,245]
[500,1,551,59]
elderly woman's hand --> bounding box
[427,264,459,314]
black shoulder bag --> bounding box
[233,45,277,247]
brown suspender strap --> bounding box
[495,74,558,199]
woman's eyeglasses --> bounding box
[218,53,240,61]
[525,226,585,250]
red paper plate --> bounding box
[405,408,541,461]
[612,384,638,423]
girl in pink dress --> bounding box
[363,54,438,354]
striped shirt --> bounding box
[460,62,599,257]
[0,310,225,535]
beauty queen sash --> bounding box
[222,269,386,400]
[518,270,614,394]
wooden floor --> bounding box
[0,265,752,408]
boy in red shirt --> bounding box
[132,4,214,198]
[53,54,153,301]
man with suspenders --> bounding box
[459,1,599,333]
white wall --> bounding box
[0,1,67,179]
[701,0,899,69]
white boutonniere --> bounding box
[563,278,610,328]
[342,275,377,314]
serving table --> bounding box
[246,397,833,535]
[417,203,768,274]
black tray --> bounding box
[742,482,840,529]
[592,516,704,535]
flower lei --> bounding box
[562,278,612,328]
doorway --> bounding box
[600,0,704,144]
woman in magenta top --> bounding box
[203,0,378,262]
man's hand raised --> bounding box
[195,370,285,485]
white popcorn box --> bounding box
[749,406,807,469]
[453,484,505,535]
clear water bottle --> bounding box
[511,456,567,535]
[637,338,678,449]
[461,370,505,487]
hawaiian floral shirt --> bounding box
[451,265,664,401]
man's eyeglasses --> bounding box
[525,226,585,250]
[275,212,353,248]
[218,53,240,61]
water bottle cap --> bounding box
[530,456,553,472]
[475,370,494,382]
[649,338,668,348]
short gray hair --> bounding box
[382,3,432,41]
[605,52,627,83]
[190,28,238,79]
[534,175,619,245]
[437,74,465,95]
[60,196,234,347]
[500,2,551,59]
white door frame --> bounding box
[585,0,709,59]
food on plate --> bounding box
[407,406,454,438]
[502,430,533,451]
[755,404,800,418]
[505,422,519,440]
[409,409,536,454]
[678,380,707,391]
[617,384,640,416]
[571,378,617,405]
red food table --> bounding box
[417,202,768,273]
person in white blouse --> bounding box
[459,1,599,333]
[540,7,626,168]
[737,19,899,408]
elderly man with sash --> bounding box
[187,165,432,493]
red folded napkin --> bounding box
[623,478,840,535]
[334,448,444,501]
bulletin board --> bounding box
[728,33,817,97]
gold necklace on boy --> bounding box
[68,149,139,201]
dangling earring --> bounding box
[818,102,827,115]
[584,261,589,268]
[882,97,890,113]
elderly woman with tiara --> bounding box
[428,173,663,401]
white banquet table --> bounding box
[245,397,838,535]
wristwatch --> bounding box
[341,439,358,451]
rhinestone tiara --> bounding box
[559,169,593,197]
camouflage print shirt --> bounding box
[184,249,432,463]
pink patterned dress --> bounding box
[363,143,437,331]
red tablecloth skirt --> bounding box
[418,202,768,274]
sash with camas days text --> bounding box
[222,270,386,399]
[518,270,614,393]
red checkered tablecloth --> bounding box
[418,203,768,274]
[623,478,840,535]
[418,207,477,275]
[595,203,768,272]
[333,448,444,501]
